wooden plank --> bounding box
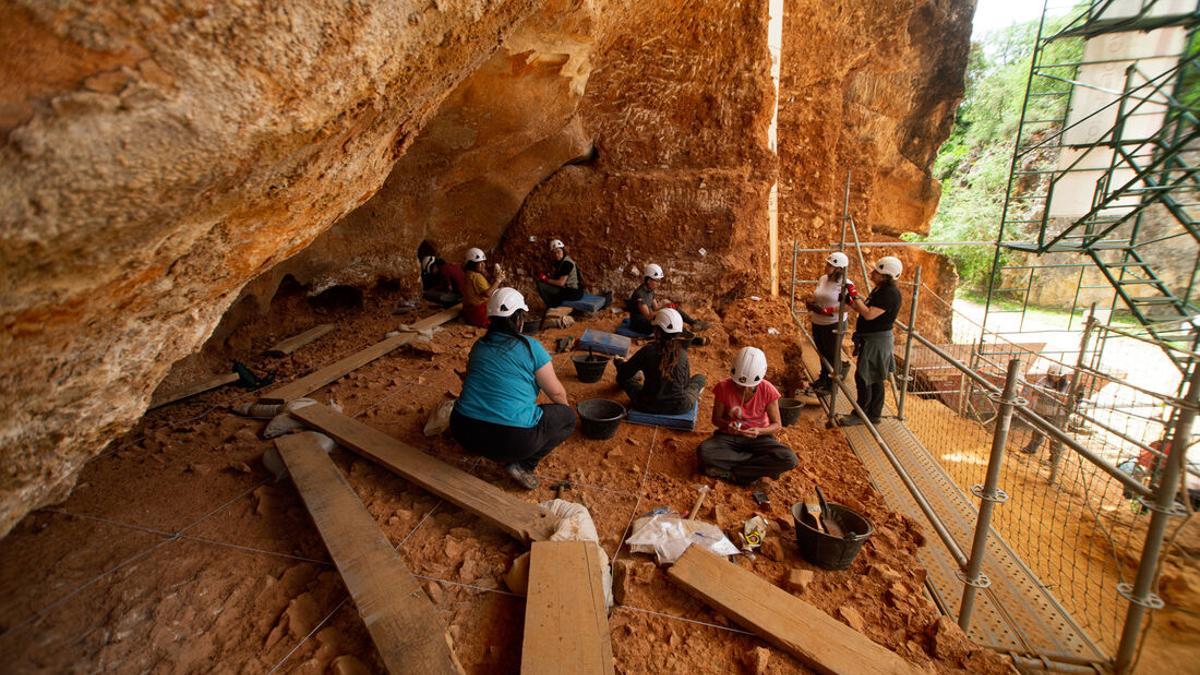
[276,433,463,674]
[148,372,239,409]
[290,403,557,544]
[667,546,922,675]
[265,323,334,356]
[521,541,615,675]
[260,305,460,403]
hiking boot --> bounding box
[505,463,540,490]
[837,414,864,427]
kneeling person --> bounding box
[450,288,575,489]
[615,308,706,414]
[697,347,797,485]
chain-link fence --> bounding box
[894,277,1193,657]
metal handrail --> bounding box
[900,322,1155,499]
[788,308,971,567]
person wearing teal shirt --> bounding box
[450,287,575,490]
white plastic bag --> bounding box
[423,399,455,436]
[262,398,343,439]
[625,513,739,564]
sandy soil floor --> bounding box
[0,288,1011,674]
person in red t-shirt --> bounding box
[697,347,798,485]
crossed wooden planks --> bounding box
[521,541,615,675]
[667,546,922,675]
[276,432,463,674]
[260,305,460,404]
[290,402,558,544]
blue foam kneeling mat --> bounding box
[627,400,700,431]
[578,328,631,357]
[562,294,607,314]
[614,317,653,339]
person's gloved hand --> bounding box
[846,281,859,301]
[537,273,548,282]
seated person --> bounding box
[535,239,586,308]
[697,347,798,485]
[450,288,575,490]
[625,263,708,335]
[462,247,505,328]
[421,256,466,307]
[614,308,706,415]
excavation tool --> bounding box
[552,480,573,499]
[804,490,825,534]
[687,485,711,520]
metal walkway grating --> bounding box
[814,356,1106,663]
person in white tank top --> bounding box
[804,252,855,392]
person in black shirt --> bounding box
[839,256,903,426]
[625,262,708,336]
[614,308,706,414]
[536,239,586,308]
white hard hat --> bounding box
[731,347,768,386]
[652,308,684,334]
[466,247,487,263]
[644,263,664,280]
[549,239,565,252]
[487,287,528,317]
[875,256,903,278]
[825,252,849,268]
[421,256,437,274]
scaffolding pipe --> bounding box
[790,240,798,315]
[901,325,1154,499]
[789,309,970,567]
[1052,307,1095,485]
[1115,363,1200,673]
[897,266,922,421]
[1093,320,1200,360]
[830,175,852,423]
[959,358,1023,632]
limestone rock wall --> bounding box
[0,0,542,536]
[496,0,777,305]
[778,0,974,309]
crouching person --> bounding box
[450,288,575,490]
[697,347,797,485]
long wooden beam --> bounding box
[260,305,460,403]
[521,541,615,675]
[276,432,463,674]
[667,546,921,675]
[148,372,239,409]
[265,323,334,356]
[290,403,557,544]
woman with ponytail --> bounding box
[614,308,706,415]
[451,288,575,490]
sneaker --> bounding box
[505,464,540,490]
[837,414,864,427]
[703,466,735,482]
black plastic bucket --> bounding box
[577,399,625,440]
[791,501,873,570]
[522,317,543,335]
[572,354,609,383]
[778,398,805,427]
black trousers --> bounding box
[536,280,584,308]
[450,405,576,471]
[629,306,696,334]
[696,433,798,484]
[622,374,706,415]
[853,370,886,422]
[812,323,840,382]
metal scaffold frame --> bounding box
[980,0,1200,386]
